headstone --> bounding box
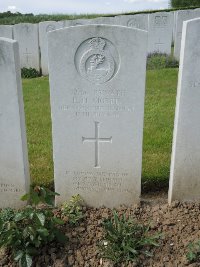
[39,21,63,75]
[115,14,148,31]
[0,25,13,39]
[0,38,30,208]
[13,23,40,71]
[174,9,200,60]
[48,25,147,208]
[148,12,173,55]
[169,18,200,203]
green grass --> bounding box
[22,68,178,191]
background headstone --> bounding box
[39,21,63,75]
[115,14,148,31]
[13,23,40,71]
[48,25,147,208]
[0,25,13,39]
[148,12,173,55]
[169,18,200,203]
[174,9,200,60]
[63,18,93,27]
[0,37,30,208]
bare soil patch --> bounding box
[1,191,200,267]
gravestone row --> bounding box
[1,18,200,209]
[0,10,180,75]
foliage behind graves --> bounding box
[21,68,41,79]
[147,53,179,70]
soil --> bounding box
[1,190,200,267]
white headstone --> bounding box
[115,14,148,31]
[0,38,30,208]
[0,25,13,39]
[169,18,200,203]
[174,9,200,60]
[13,23,40,71]
[148,12,173,55]
[39,21,63,75]
[48,25,147,208]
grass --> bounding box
[22,68,178,191]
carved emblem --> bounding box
[127,18,139,28]
[76,37,118,84]
[46,25,56,32]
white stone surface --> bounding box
[63,19,93,27]
[148,12,173,55]
[0,25,13,39]
[39,21,63,75]
[63,17,116,27]
[13,23,40,71]
[115,14,148,31]
[48,25,147,208]
[169,18,200,203]
[0,38,30,208]
[174,9,200,60]
[90,16,116,25]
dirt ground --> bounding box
[1,190,200,267]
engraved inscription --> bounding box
[154,15,168,27]
[58,88,134,118]
[0,183,23,193]
[82,121,112,168]
[188,81,200,88]
[68,170,132,193]
[75,37,120,84]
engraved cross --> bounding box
[82,121,112,168]
[24,48,32,64]
[155,39,164,51]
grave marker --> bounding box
[13,23,40,71]
[0,25,13,39]
[174,9,200,60]
[39,21,63,75]
[148,12,173,55]
[48,25,147,207]
[169,18,200,203]
[0,38,30,208]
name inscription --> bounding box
[0,183,23,193]
[58,88,134,118]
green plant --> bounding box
[187,241,200,263]
[147,53,179,70]
[21,68,40,79]
[170,0,200,8]
[61,194,84,225]
[100,210,161,265]
[0,187,67,267]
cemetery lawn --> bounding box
[22,68,178,191]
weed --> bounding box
[61,194,85,225]
[0,187,66,267]
[100,210,161,265]
[187,241,200,263]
